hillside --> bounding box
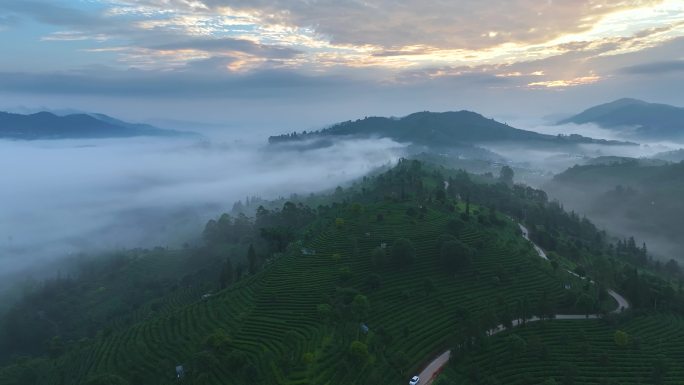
[545,160,684,258]
[651,148,684,163]
[0,111,192,140]
[269,111,630,148]
[1,161,682,385]
[559,98,684,140]
[438,315,684,385]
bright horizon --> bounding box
[1,0,683,128]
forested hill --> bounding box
[558,98,684,140]
[269,111,631,147]
[0,111,193,140]
[1,160,682,385]
[545,159,684,258]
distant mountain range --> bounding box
[0,111,194,140]
[270,110,631,148]
[559,98,684,140]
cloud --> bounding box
[0,68,358,98]
[156,0,662,49]
[0,135,406,276]
[620,60,684,74]
[151,37,302,58]
[0,0,110,28]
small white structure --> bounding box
[301,248,316,255]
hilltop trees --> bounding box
[349,341,370,366]
[370,247,387,270]
[391,238,415,269]
[247,244,259,275]
[614,330,630,347]
[499,166,514,187]
[219,258,234,289]
[439,238,475,275]
[351,294,370,321]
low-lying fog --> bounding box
[3,116,684,285]
[0,134,406,278]
[486,119,684,178]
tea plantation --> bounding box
[0,200,579,385]
[438,314,684,385]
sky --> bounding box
[1,0,684,129]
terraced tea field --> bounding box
[0,202,578,385]
[439,314,684,385]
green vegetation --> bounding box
[559,98,684,140]
[440,314,684,384]
[547,158,684,263]
[2,159,684,385]
[268,111,629,148]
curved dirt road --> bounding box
[416,222,630,385]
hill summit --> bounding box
[558,98,684,140]
[270,110,628,147]
[0,111,193,140]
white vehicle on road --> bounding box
[409,375,420,385]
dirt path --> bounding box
[416,222,630,385]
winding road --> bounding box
[416,222,630,385]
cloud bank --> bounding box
[0,134,405,277]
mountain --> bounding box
[558,98,684,140]
[545,159,684,257]
[269,110,632,147]
[0,111,194,140]
[651,148,684,163]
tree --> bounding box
[204,329,232,355]
[614,330,629,347]
[219,258,234,289]
[370,247,387,270]
[506,334,526,356]
[499,304,513,329]
[302,352,315,366]
[440,240,474,274]
[499,166,514,186]
[351,294,370,321]
[225,351,248,371]
[365,273,382,290]
[349,341,369,366]
[537,290,554,320]
[247,244,258,275]
[390,350,410,374]
[317,303,333,323]
[391,238,415,269]
[576,293,595,316]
